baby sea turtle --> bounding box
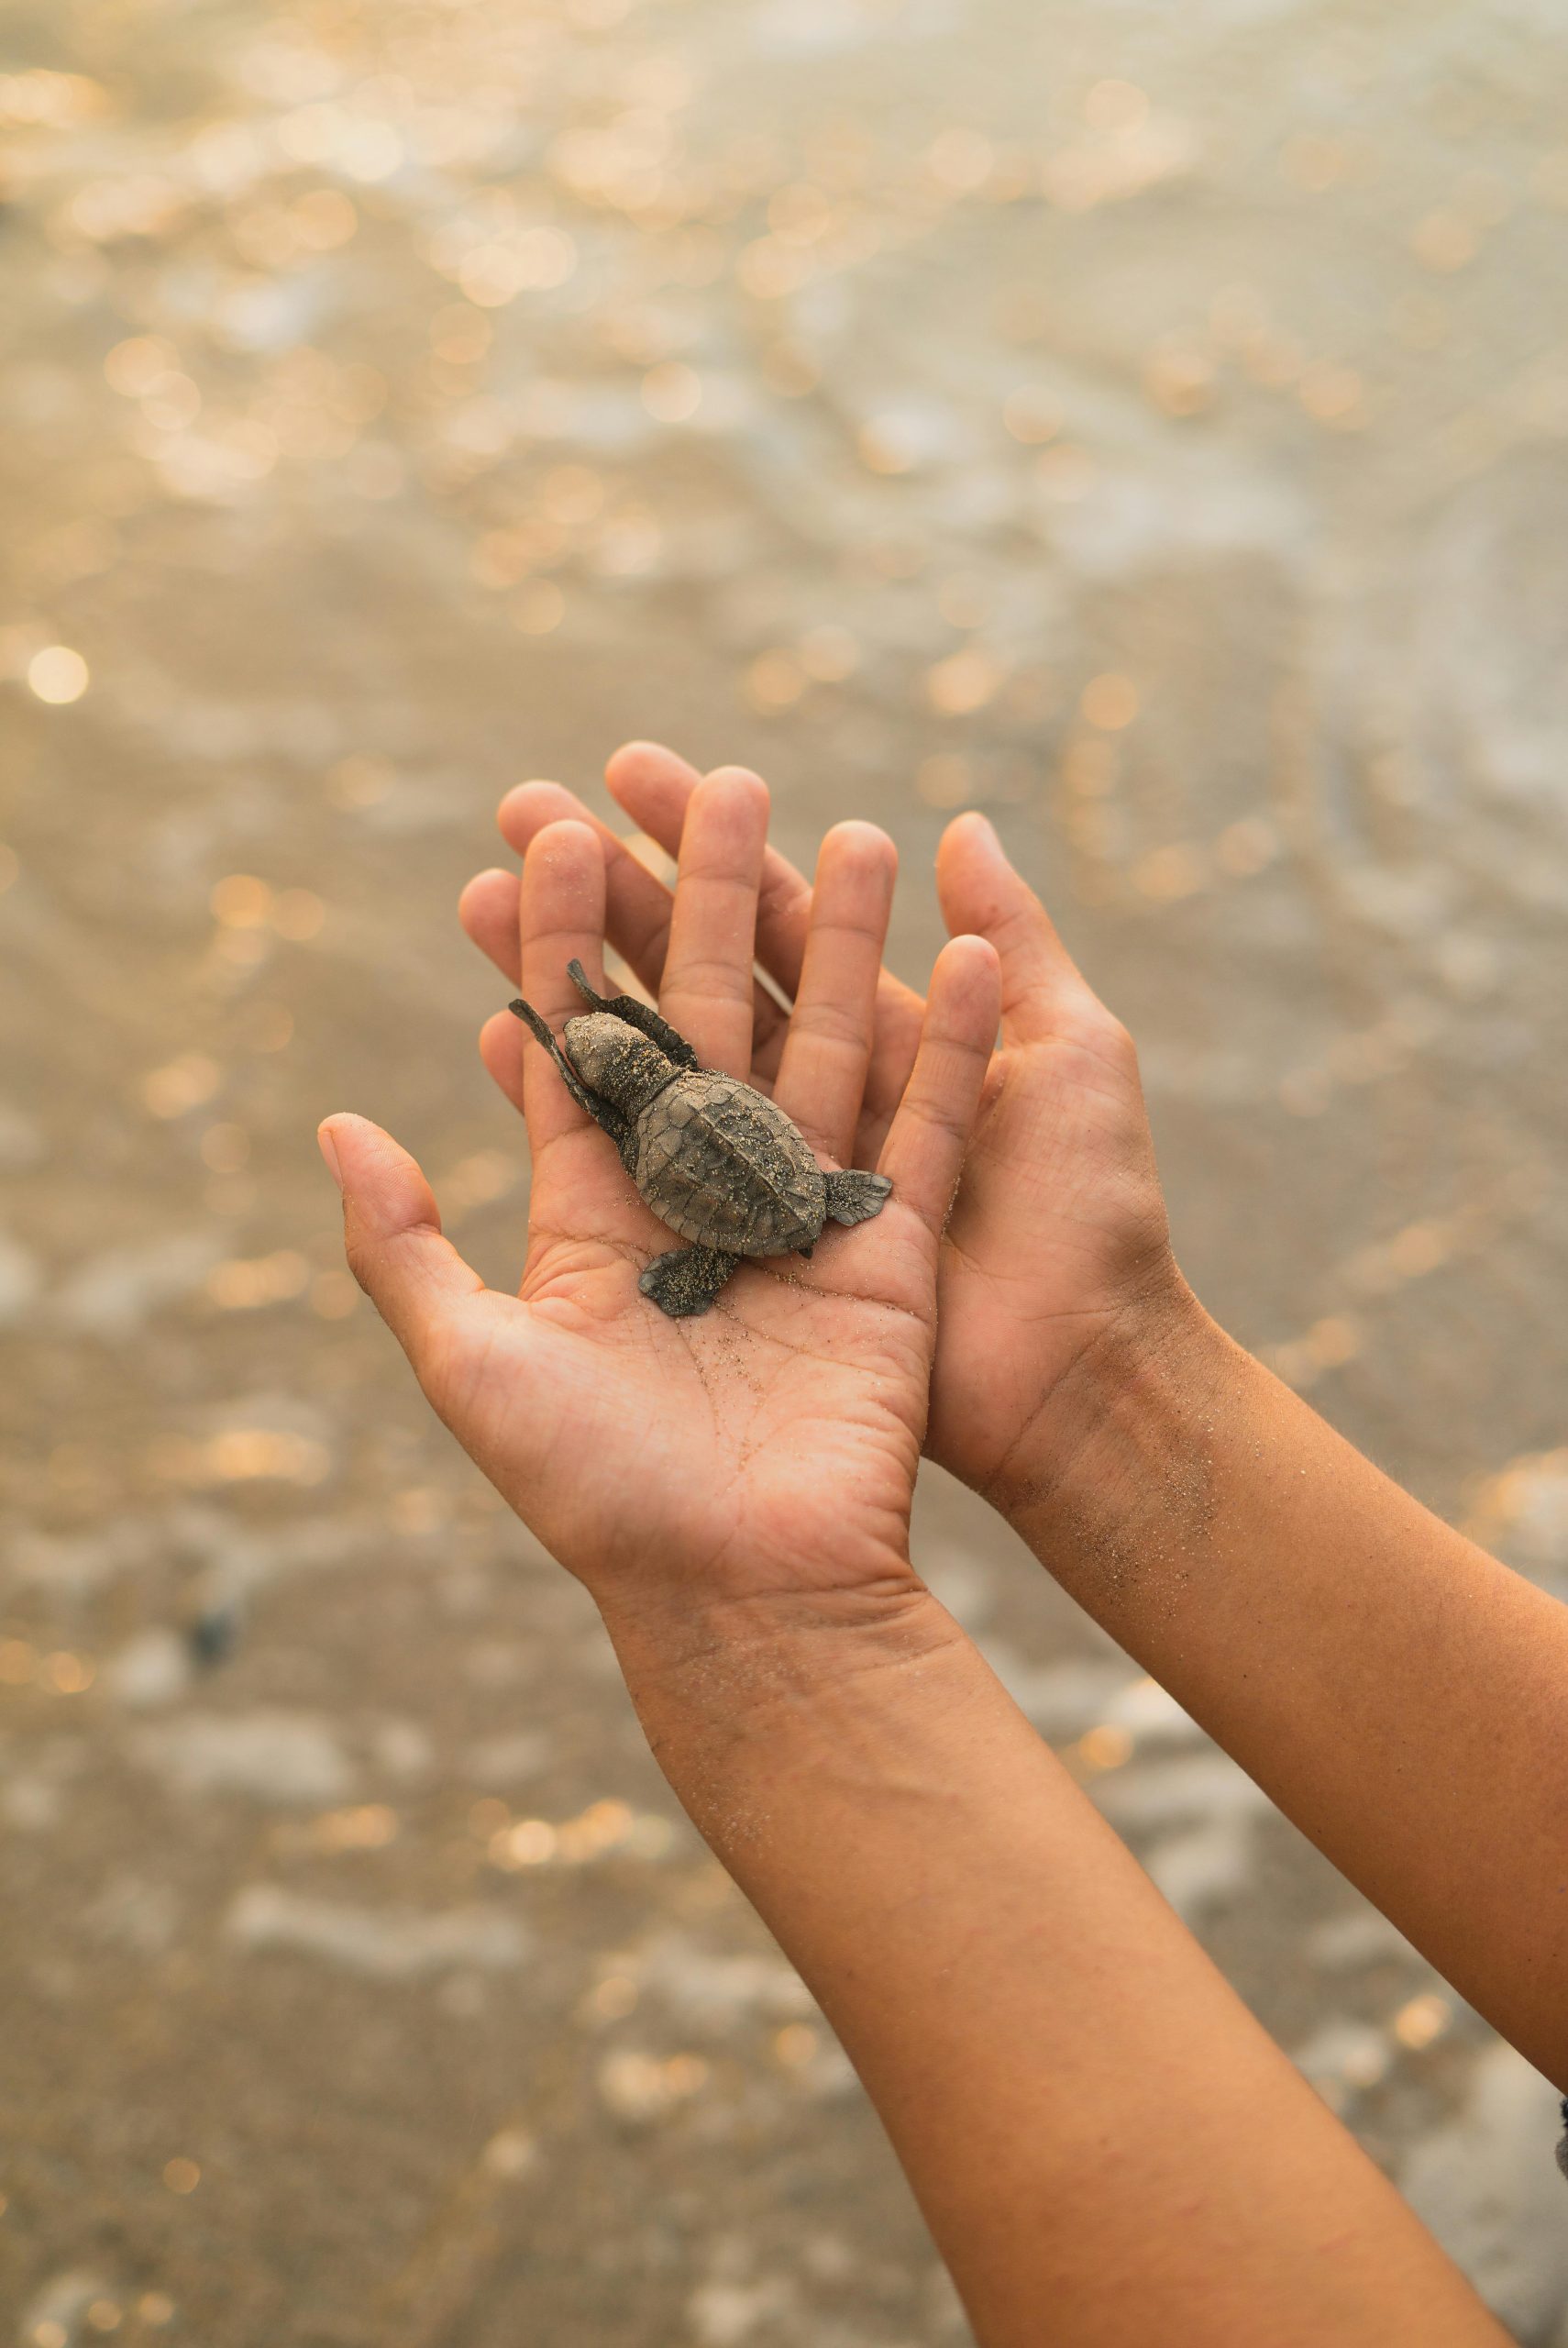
[510,962,891,1318]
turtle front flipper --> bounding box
[567,958,701,1072]
[509,997,633,1159]
[638,1244,737,1318]
[824,1168,892,1225]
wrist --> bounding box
[987,1271,1236,1559]
[601,1574,961,1713]
[597,1578,966,1840]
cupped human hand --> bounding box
[459,745,1180,1507]
[324,780,999,1630]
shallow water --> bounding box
[5,1,1568,2340]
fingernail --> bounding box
[316,1121,344,1191]
[971,813,1002,850]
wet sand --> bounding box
[5,1,1568,2340]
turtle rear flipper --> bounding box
[567,959,700,1071]
[824,1169,891,1226]
[639,1244,737,1318]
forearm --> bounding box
[997,1284,1568,2088]
[602,1582,1501,2348]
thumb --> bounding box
[318,1113,486,1402]
[936,813,1103,1045]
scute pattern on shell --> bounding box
[635,1073,827,1254]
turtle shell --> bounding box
[634,1072,826,1255]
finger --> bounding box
[319,1113,485,1395]
[606,741,928,1141]
[479,1007,527,1116]
[772,822,896,1165]
[518,820,608,1154]
[877,937,1001,1238]
[607,741,813,995]
[854,979,928,1166]
[459,867,524,986]
[936,813,1102,1047]
[492,778,791,1063]
[496,781,679,1000]
[657,766,768,1076]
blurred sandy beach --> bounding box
[5,0,1568,2339]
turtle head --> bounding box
[564,1012,673,1113]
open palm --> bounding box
[460,747,1176,1510]
[323,792,998,1616]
